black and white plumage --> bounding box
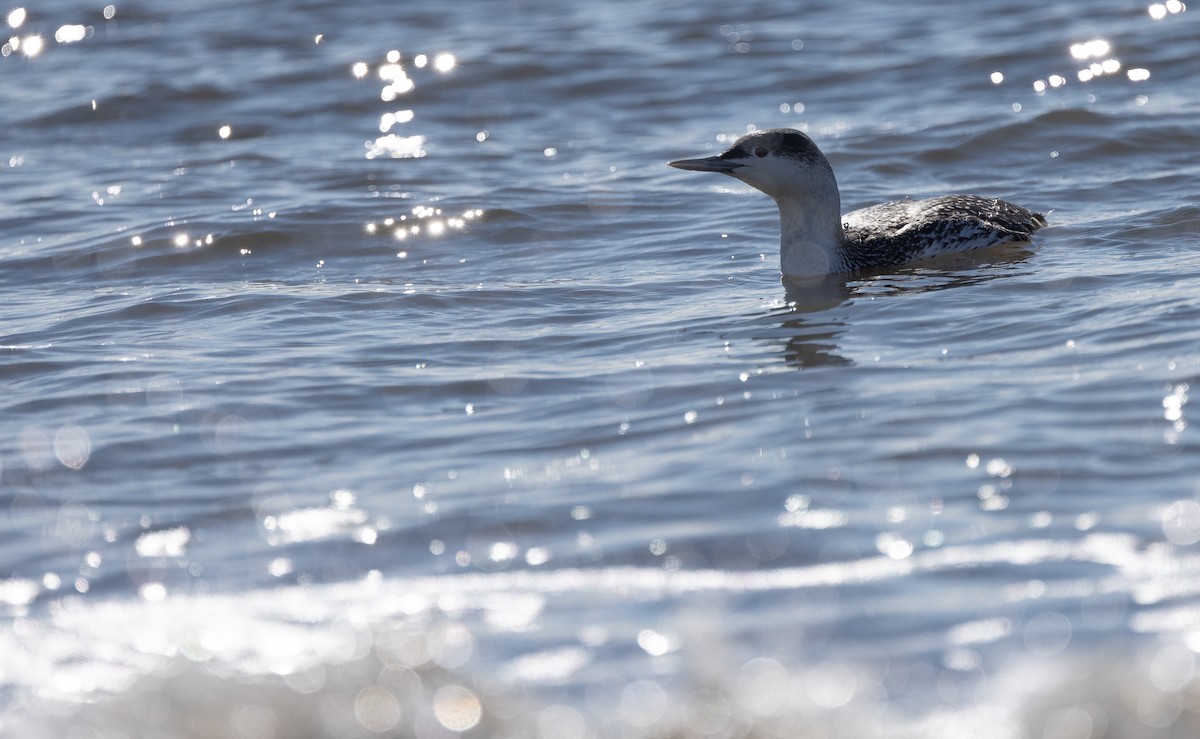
[669,128,1047,278]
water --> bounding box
[3,0,1200,735]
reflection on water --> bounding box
[759,276,853,369]
[352,45,491,258]
[364,206,483,248]
[754,249,1032,369]
[991,0,1189,102]
[2,5,97,58]
[775,317,852,369]
[356,48,457,160]
[1148,0,1187,19]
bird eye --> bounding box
[754,146,769,158]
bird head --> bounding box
[668,128,836,202]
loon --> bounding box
[669,128,1047,278]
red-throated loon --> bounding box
[669,128,1047,278]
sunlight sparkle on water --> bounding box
[262,505,369,545]
[1149,1,1186,19]
[6,7,24,28]
[1065,38,1132,84]
[19,33,42,57]
[1070,39,1110,59]
[139,582,167,601]
[0,578,38,610]
[378,109,414,133]
[268,557,294,577]
[378,62,414,100]
[365,133,426,159]
[54,24,88,44]
[876,532,914,560]
[378,63,405,83]
[637,629,674,656]
[135,527,190,557]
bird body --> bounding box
[669,128,1046,277]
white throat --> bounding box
[775,192,847,277]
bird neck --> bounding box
[775,192,848,277]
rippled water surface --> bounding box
[5,0,1200,735]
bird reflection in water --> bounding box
[751,248,1033,370]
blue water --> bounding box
[4,0,1200,735]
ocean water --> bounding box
[4,0,1200,735]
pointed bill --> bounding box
[667,156,743,173]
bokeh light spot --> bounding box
[1023,611,1072,655]
[433,685,482,731]
[20,425,54,470]
[354,686,401,733]
[53,425,91,469]
[1162,500,1200,545]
